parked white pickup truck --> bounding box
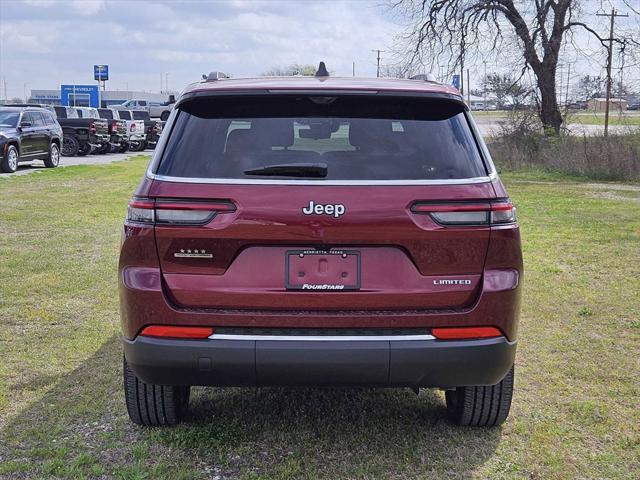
[110,110,146,152]
[111,97,175,121]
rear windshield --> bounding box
[98,109,113,120]
[119,110,131,120]
[156,95,486,180]
[132,111,149,120]
[53,106,67,119]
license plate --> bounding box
[285,250,361,291]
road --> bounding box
[0,151,146,178]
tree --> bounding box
[263,63,317,76]
[390,0,638,134]
[482,73,531,108]
[575,75,606,101]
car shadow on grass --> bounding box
[1,335,503,479]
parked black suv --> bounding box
[0,106,63,173]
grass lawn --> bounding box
[473,110,640,127]
[567,112,640,127]
[1,157,639,479]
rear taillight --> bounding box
[411,200,516,226]
[140,325,213,339]
[127,198,155,223]
[111,121,117,133]
[89,122,96,134]
[130,123,136,132]
[126,197,236,225]
[431,326,503,340]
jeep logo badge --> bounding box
[302,200,346,218]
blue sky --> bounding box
[0,0,638,100]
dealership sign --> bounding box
[60,84,100,107]
[452,74,460,90]
[94,64,109,81]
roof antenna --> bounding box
[315,61,329,77]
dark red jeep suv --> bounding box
[119,68,522,427]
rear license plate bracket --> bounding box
[285,249,361,291]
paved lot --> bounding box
[0,151,147,178]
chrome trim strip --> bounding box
[145,172,492,186]
[208,334,436,341]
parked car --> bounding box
[97,108,128,153]
[3,103,56,113]
[567,101,588,110]
[0,106,62,173]
[74,107,112,154]
[53,106,106,156]
[627,103,640,111]
[110,110,146,151]
[111,96,175,121]
[131,110,163,149]
[119,69,523,427]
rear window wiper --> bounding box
[243,162,328,178]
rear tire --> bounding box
[445,366,514,427]
[62,136,79,156]
[123,357,190,426]
[44,142,60,168]
[1,144,19,173]
[119,143,129,153]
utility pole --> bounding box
[597,8,628,137]
[483,60,487,111]
[466,68,470,106]
[372,50,383,77]
[565,63,571,108]
[352,62,356,77]
[618,43,625,114]
[165,73,169,92]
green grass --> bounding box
[472,110,640,126]
[567,112,640,126]
[1,157,639,479]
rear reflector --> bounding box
[140,325,213,339]
[431,326,503,340]
[411,200,516,226]
[126,197,236,225]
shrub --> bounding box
[487,112,640,181]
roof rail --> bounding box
[409,73,438,83]
[202,71,229,82]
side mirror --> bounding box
[19,121,32,129]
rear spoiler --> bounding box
[175,89,467,111]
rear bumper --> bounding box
[123,334,516,388]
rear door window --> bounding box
[30,112,46,127]
[119,111,131,120]
[156,95,487,181]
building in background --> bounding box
[29,87,170,107]
[587,97,628,112]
